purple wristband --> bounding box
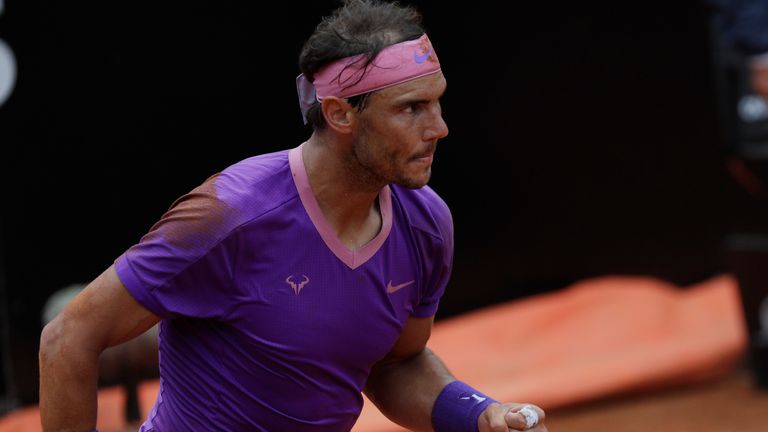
[431,380,498,432]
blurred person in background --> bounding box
[707,0,768,196]
[707,0,768,390]
[708,0,768,99]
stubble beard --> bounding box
[350,129,431,191]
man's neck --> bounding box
[302,136,384,250]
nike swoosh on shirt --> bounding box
[386,280,415,294]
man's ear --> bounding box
[321,96,355,133]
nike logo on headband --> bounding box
[414,47,432,64]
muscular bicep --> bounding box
[364,316,453,431]
[379,315,435,364]
[55,265,159,352]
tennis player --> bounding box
[39,1,547,431]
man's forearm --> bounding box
[364,347,455,432]
[39,319,100,432]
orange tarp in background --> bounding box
[0,274,748,432]
[352,274,748,431]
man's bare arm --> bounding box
[364,316,547,432]
[364,316,454,431]
[38,265,159,432]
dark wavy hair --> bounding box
[298,0,426,130]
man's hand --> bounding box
[478,402,547,432]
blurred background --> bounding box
[1,0,767,417]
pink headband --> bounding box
[296,34,441,124]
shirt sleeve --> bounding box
[115,175,241,319]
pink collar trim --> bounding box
[288,144,392,269]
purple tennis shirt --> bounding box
[114,144,454,431]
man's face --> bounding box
[350,72,448,189]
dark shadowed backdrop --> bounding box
[1,0,763,407]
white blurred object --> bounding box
[0,39,16,107]
[738,94,768,123]
[0,1,16,108]
[41,283,86,325]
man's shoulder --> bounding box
[391,183,450,211]
[181,149,296,229]
[214,149,294,203]
[223,149,291,181]
[390,184,453,237]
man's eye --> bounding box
[406,103,421,113]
